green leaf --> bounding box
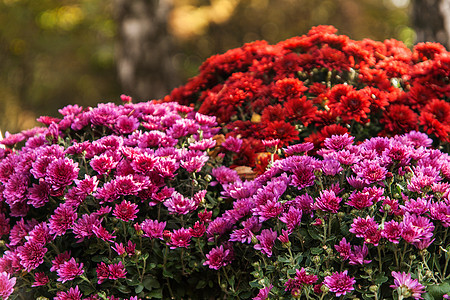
[310,247,323,255]
[277,256,291,263]
[147,289,163,299]
[307,228,321,240]
[196,280,206,289]
[143,277,161,290]
[427,281,450,299]
[135,285,144,294]
[374,273,388,285]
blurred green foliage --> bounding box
[0,0,413,133]
[0,0,119,133]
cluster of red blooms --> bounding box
[163,25,450,171]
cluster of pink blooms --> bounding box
[204,131,449,298]
[0,99,223,299]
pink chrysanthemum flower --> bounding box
[57,258,84,283]
[96,262,109,284]
[324,133,354,150]
[108,261,127,280]
[381,220,402,243]
[253,284,273,300]
[113,200,139,222]
[221,136,243,152]
[390,271,425,300]
[279,206,302,232]
[283,142,314,156]
[141,219,166,239]
[0,271,16,299]
[335,237,352,260]
[349,244,372,265]
[314,189,342,213]
[17,240,48,272]
[45,157,79,195]
[169,228,192,249]
[49,203,78,236]
[400,212,434,244]
[164,191,197,215]
[295,267,318,285]
[203,245,232,270]
[50,251,71,272]
[73,214,101,242]
[32,272,49,287]
[323,270,355,297]
[254,229,277,257]
[54,285,83,300]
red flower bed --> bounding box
[163,25,450,172]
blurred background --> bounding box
[0,0,448,133]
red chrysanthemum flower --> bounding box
[284,97,317,126]
[381,104,418,136]
[263,121,299,146]
[419,99,450,142]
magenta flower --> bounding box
[130,152,156,175]
[57,258,84,283]
[279,206,302,232]
[283,142,314,156]
[0,272,16,299]
[164,191,197,215]
[295,267,318,285]
[352,159,387,184]
[32,272,49,287]
[169,228,192,249]
[49,203,78,236]
[349,244,372,265]
[335,237,352,260]
[314,189,342,213]
[400,213,434,244]
[211,166,241,186]
[73,214,101,242]
[108,261,127,280]
[50,251,71,272]
[203,245,233,270]
[323,270,355,297]
[254,229,277,257]
[54,285,83,300]
[221,136,242,152]
[346,190,374,210]
[141,219,166,239]
[17,240,48,272]
[381,220,402,243]
[324,133,354,150]
[253,284,273,300]
[390,271,425,300]
[45,157,79,195]
[96,262,109,284]
[113,200,139,222]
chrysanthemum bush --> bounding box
[0,99,234,299]
[163,25,450,172]
[0,26,449,300]
[204,132,450,299]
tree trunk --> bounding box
[411,0,450,48]
[114,0,181,101]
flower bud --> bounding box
[369,285,378,293]
[321,284,329,293]
[365,268,373,275]
[312,256,321,264]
